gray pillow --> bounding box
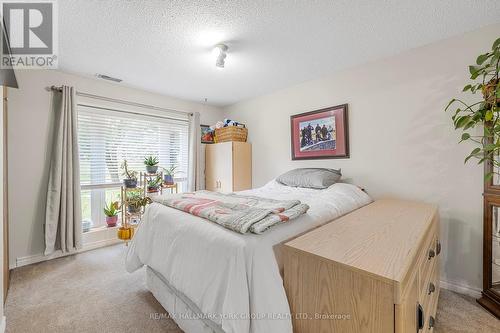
[276,168,342,189]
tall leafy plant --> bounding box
[121,159,137,180]
[447,37,500,181]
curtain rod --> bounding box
[47,85,193,116]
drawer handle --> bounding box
[428,282,436,295]
[428,249,436,260]
[417,303,424,330]
[429,315,435,329]
[436,240,441,256]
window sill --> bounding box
[84,225,121,233]
[82,224,122,249]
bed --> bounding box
[126,180,372,333]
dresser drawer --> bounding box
[421,259,440,332]
[419,238,437,301]
[424,296,439,332]
[418,222,439,297]
[399,218,437,304]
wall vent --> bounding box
[96,74,123,83]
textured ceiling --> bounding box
[59,0,500,106]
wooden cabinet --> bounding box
[478,141,500,318]
[478,194,500,318]
[283,199,441,333]
[205,142,252,192]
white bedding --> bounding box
[126,180,372,333]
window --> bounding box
[77,104,189,228]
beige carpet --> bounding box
[5,245,499,333]
[434,290,500,333]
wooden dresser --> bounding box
[284,199,441,333]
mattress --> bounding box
[147,266,221,333]
[126,180,372,333]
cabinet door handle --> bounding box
[436,240,441,255]
[428,248,436,260]
[428,282,436,295]
[417,303,424,331]
[429,315,435,329]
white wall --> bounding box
[8,70,223,267]
[224,24,500,293]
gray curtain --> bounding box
[44,86,82,255]
[188,112,202,191]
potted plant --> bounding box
[121,160,138,188]
[127,190,152,214]
[162,165,178,185]
[147,175,162,193]
[144,156,159,174]
[446,37,500,180]
[103,201,120,227]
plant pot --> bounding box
[483,78,500,107]
[105,215,118,227]
[164,174,174,185]
[146,165,158,174]
[123,178,137,188]
[147,186,159,193]
[117,227,133,240]
[128,205,141,214]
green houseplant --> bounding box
[144,156,159,174]
[121,160,138,188]
[103,201,120,227]
[127,190,152,214]
[162,165,178,185]
[147,175,162,193]
[447,37,500,181]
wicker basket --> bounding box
[215,127,248,143]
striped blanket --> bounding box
[153,191,310,234]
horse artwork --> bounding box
[290,104,349,160]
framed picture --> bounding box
[201,124,214,144]
[290,104,349,160]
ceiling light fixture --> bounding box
[213,44,228,68]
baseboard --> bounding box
[14,238,121,268]
[440,278,482,299]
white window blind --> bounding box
[77,103,189,228]
[77,104,189,188]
